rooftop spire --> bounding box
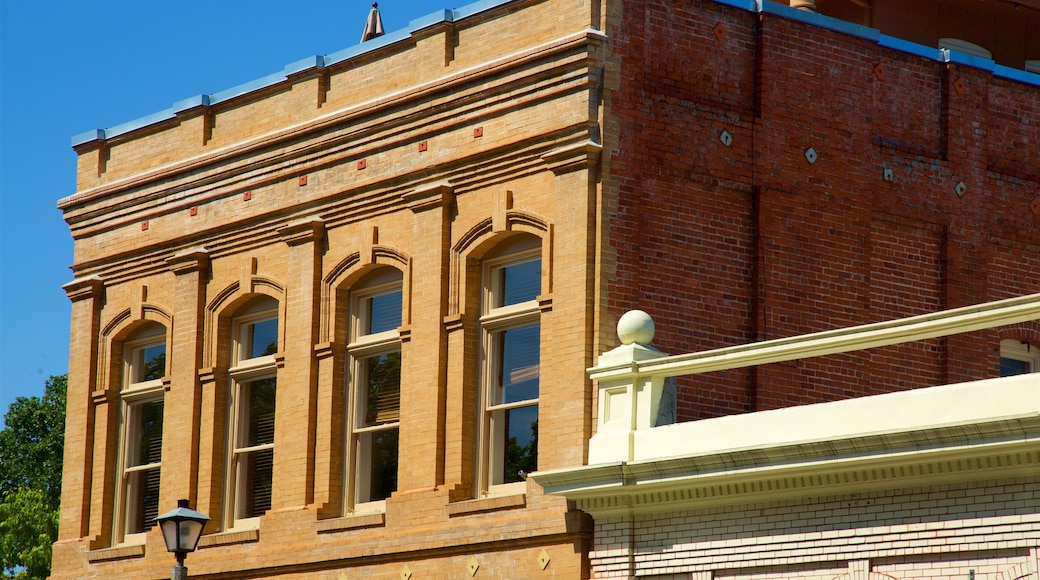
[361,2,385,42]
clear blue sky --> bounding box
[0,0,439,416]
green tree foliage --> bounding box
[0,488,58,579]
[0,374,67,579]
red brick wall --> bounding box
[608,0,1040,420]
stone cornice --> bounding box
[540,141,602,175]
[402,182,454,213]
[62,275,104,302]
[165,247,210,275]
[277,217,326,246]
[59,29,605,212]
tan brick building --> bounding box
[55,0,1040,578]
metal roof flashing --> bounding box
[70,0,518,148]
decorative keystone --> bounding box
[473,127,483,138]
[883,167,894,182]
[189,206,198,216]
[357,159,367,170]
[243,190,252,201]
[805,147,818,165]
[538,550,551,570]
[955,181,968,198]
[418,140,428,152]
[720,130,733,147]
[467,557,480,576]
[713,23,726,42]
[298,175,308,186]
[141,221,149,231]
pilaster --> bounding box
[161,249,210,517]
[59,276,104,541]
[396,182,454,491]
[273,217,326,508]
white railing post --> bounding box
[588,311,674,464]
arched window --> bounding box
[939,38,992,59]
[1000,339,1039,376]
[115,322,167,544]
[226,296,279,529]
[345,268,402,511]
[478,235,541,494]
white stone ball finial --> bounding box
[617,310,655,346]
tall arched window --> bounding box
[226,296,279,529]
[478,235,541,495]
[115,322,167,544]
[345,268,402,511]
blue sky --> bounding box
[0,0,439,416]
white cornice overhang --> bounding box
[533,374,1040,518]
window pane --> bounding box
[495,324,540,405]
[248,318,278,359]
[499,405,538,484]
[241,448,273,518]
[244,378,277,447]
[136,344,166,382]
[358,429,398,503]
[131,400,164,467]
[363,352,401,426]
[126,467,161,534]
[366,290,402,335]
[497,259,540,307]
[1000,357,1031,377]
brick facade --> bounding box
[55,0,1040,578]
[605,0,1040,420]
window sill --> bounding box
[447,493,526,517]
[316,512,386,533]
[197,528,259,548]
[86,543,145,562]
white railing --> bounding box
[587,293,1040,464]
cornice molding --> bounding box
[63,275,104,302]
[166,247,210,275]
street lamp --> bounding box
[154,499,210,580]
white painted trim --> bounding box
[591,292,1040,381]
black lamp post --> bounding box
[154,499,210,580]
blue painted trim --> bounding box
[713,0,758,10]
[453,0,511,21]
[71,129,105,147]
[942,48,996,72]
[408,9,455,31]
[758,0,879,42]
[172,94,211,114]
[993,64,1040,87]
[283,55,326,76]
[878,35,943,61]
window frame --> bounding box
[1000,339,1039,376]
[114,325,167,546]
[225,301,279,531]
[477,243,542,497]
[344,274,402,513]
